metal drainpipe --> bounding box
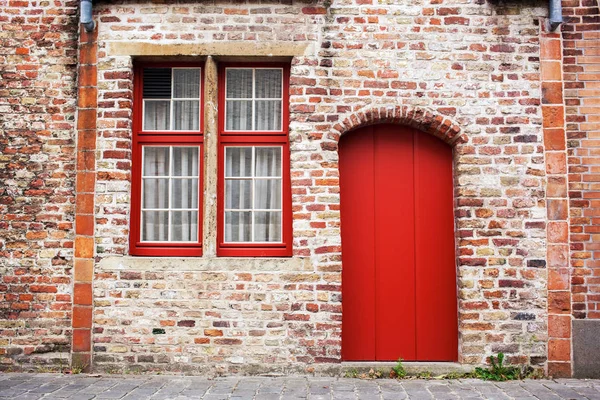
[549,0,563,31]
[80,0,95,32]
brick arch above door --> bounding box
[330,105,466,147]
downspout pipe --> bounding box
[549,0,563,31]
[80,0,95,32]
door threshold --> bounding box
[341,362,472,376]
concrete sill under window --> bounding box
[96,255,311,272]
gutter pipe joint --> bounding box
[80,0,95,32]
[549,0,563,31]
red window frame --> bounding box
[130,62,204,256]
[217,63,292,257]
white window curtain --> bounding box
[143,68,200,131]
[142,146,199,242]
[254,147,281,241]
[224,147,282,242]
[225,68,282,131]
[173,69,200,131]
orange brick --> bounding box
[547,244,569,268]
[547,176,568,197]
[75,214,95,236]
[72,329,91,352]
[548,315,571,339]
[549,339,571,362]
[580,73,600,81]
[74,258,94,282]
[73,306,92,329]
[77,130,97,152]
[78,87,97,108]
[542,81,563,104]
[76,193,94,215]
[546,152,567,174]
[78,65,97,87]
[549,268,570,290]
[548,221,569,243]
[77,111,97,131]
[540,38,561,60]
[544,128,566,151]
[541,60,562,81]
[542,105,565,128]
[547,199,568,220]
[77,150,96,171]
[79,41,97,65]
[74,283,92,306]
[76,171,96,194]
[548,291,571,314]
[74,237,94,258]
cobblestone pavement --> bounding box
[1,373,600,399]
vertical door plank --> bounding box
[374,125,416,361]
[340,128,376,360]
[414,132,458,361]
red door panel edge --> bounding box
[414,131,458,361]
[340,127,376,361]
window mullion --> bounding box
[168,146,173,242]
[252,68,256,131]
[141,148,145,241]
[251,146,255,243]
[170,70,175,130]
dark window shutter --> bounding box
[143,68,172,98]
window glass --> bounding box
[142,67,201,131]
[255,69,282,98]
[141,146,200,242]
[226,69,253,98]
[173,69,200,98]
[144,101,170,131]
[225,68,283,131]
[224,146,282,243]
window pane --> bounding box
[144,100,170,130]
[226,100,252,131]
[225,147,252,177]
[173,100,199,131]
[172,179,198,209]
[255,69,282,98]
[225,179,252,209]
[226,69,253,98]
[254,179,281,209]
[143,147,170,176]
[143,178,169,208]
[142,211,169,241]
[171,211,198,242]
[173,69,200,98]
[255,147,281,177]
[225,211,251,242]
[254,211,281,242]
[172,147,199,177]
[255,100,282,131]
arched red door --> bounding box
[340,124,457,361]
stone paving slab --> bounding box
[0,373,599,399]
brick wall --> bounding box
[0,0,78,370]
[563,0,600,320]
[90,0,550,373]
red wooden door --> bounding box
[340,124,457,361]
